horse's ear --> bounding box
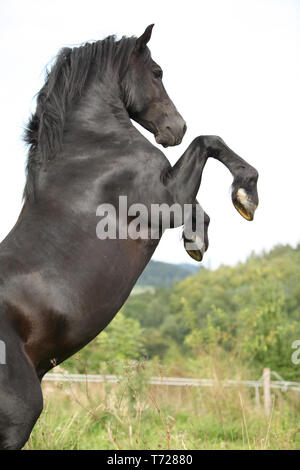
[135,24,154,52]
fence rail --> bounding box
[43,368,300,417]
[44,371,300,392]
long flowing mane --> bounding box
[23,35,136,201]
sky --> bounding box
[0,0,299,269]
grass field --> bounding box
[24,362,300,450]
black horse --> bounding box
[0,25,258,449]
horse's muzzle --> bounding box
[155,121,187,147]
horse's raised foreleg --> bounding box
[182,199,210,261]
[203,136,259,221]
[163,135,259,260]
[163,137,208,260]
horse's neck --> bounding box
[64,80,137,144]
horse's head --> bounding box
[122,25,186,147]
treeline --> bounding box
[64,244,300,381]
[136,260,199,287]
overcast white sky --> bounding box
[0,0,299,268]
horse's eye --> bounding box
[153,69,163,79]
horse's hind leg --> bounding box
[0,322,43,450]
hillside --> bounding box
[136,260,199,287]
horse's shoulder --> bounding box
[135,141,171,169]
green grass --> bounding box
[24,363,300,450]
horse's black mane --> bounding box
[24,35,137,201]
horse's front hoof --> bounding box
[183,234,205,262]
[232,188,257,221]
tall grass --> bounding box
[24,359,300,450]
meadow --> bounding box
[25,358,300,450]
[25,244,300,450]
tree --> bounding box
[63,311,145,373]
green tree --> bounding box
[63,311,145,373]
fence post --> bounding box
[255,385,260,408]
[263,368,271,417]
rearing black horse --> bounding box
[0,25,258,449]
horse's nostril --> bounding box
[182,123,187,135]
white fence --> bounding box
[44,368,300,416]
[44,372,300,391]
